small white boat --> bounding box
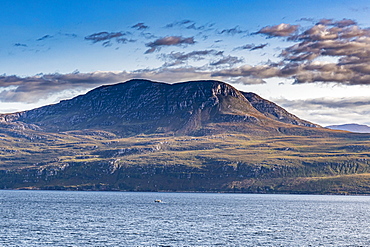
[154,199,162,203]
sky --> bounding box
[2,0,370,126]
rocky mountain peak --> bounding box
[0,79,320,135]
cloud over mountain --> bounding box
[274,96,370,126]
[214,18,370,86]
[0,69,220,104]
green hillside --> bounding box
[1,126,370,194]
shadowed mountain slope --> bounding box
[242,92,319,128]
[1,79,321,136]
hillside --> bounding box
[242,92,319,128]
[1,79,370,194]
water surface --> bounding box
[1,190,369,246]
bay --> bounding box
[0,190,369,246]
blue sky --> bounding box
[2,0,370,126]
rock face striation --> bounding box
[1,79,319,135]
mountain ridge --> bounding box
[242,92,319,128]
[1,79,320,136]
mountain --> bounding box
[2,79,370,194]
[242,92,319,128]
[2,79,320,136]
[326,123,370,133]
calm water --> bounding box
[1,191,370,246]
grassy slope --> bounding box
[2,125,370,194]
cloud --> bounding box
[317,18,357,28]
[0,71,158,103]
[131,23,149,30]
[5,70,364,126]
[145,36,195,53]
[218,19,370,86]
[0,69,211,104]
[0,72,136,103]
[228,76,267,85]
[256,23,299,37]
[282,20,370,85]
[159,50,223,67]
[8,18,370,111]
[274,97,370,126]
[61,33,78,38]
[218,26,248,35]
[165,20,193,28]
[85,32,125,43]
[350,6,370,12]
[0,62,270,106]
[298,18,315,22]
[234,43,267,51]
[276,97,370,109]
[36,35,53,41]
[165,20,214,31]
[250,43,268,51]
[84,31,134,46]
[139,32,157,39]
[14,43,27,47]
[210,55,244,66]
[212,64,280,78]
[11,32,79,55]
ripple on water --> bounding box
[1,191,370,246]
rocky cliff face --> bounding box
[242,92,320,128]
[1,79,319,135]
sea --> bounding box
[0,190,369,247]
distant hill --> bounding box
[326,123,370,133]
